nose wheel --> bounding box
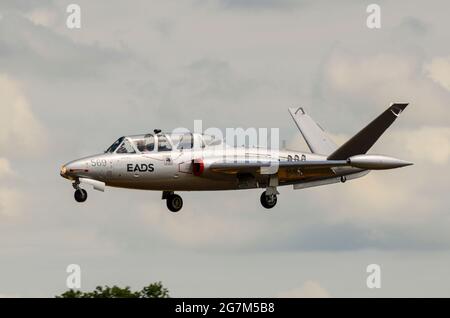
[72,181,87,203]
[74,189,88,203]
[260,191,277,209]
[163,191,183,212]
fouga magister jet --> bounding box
[60,103,412,212]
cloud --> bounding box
[395,16,429,37]
[390,127,450,165]
[0,13,129,80]
[136,196,269,250]
[129,57,263,128]
[0,158,14,178]
[0,74,46,156]
[320,52,450,129]
[183,58,258,101]
[424,56,450,92]
[216,0,306,10]
[0,0,54,13]
[25,8,57,27]
[0,75,39,220]
[0,187,22,218]
[278,281,330,298]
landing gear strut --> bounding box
[163,191,183,212]
[73,181,87,203]
[260,191,277,209]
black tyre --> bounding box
[74,189,87,203]
[260,191,277,209]
[167,194,183,212]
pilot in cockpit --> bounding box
[135,140,146,152]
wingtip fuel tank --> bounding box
[347,154,413,170]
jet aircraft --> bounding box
[60,103,412,212]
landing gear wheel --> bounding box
[166,194,183,212]
[260,191,277,209]
[340,176,347,183]
[74,189,87,203]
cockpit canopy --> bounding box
[105,132,222,154]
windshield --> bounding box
[105,136,124,153]
[116,139,136,154]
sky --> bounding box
[0,0,449,297]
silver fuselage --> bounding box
[61,146,364,191]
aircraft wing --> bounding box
[208,159,368,190]
[209,159,348,175]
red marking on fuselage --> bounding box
[193,160,204,176]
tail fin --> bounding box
[327,103,408,160]
[288,107,337,155]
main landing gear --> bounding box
[163,191,183,212]
[260,191,277,209]
[73,181,87,203]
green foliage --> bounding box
[56,281,169,298]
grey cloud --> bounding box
[281,221,450,252]
[0,0,55,13]
[216,0,308,10]
[0,13,129,80]
[396,16,429,37]
[184,58,259,100]
[151,19,176,38]
[313,49,450,134]
[124,57,264,130]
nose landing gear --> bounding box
[260,191,277,209]
[73,181,87,203]
[162,191,183,212]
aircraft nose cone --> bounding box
[60,159,87,179]
[60,165,68,179]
